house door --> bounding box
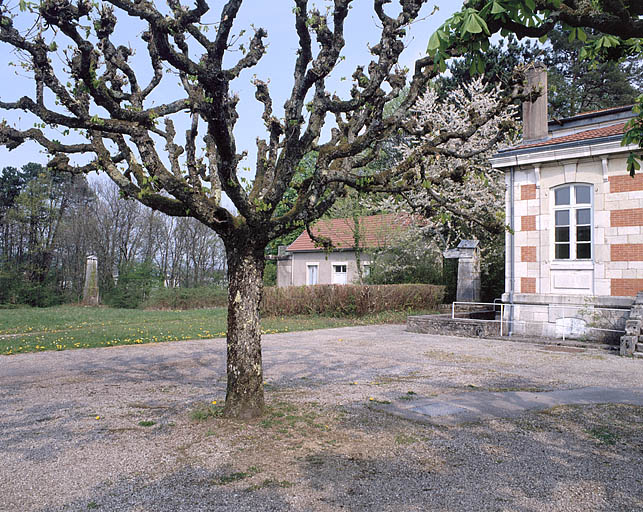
[332,264,347,284]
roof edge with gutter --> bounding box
[492,136,640,170]
[286,247,363,254]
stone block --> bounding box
[620,335,637,356]
[624,319,641,336]
[630,305,643,318]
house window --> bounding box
[332,263,348,285]
[306,263,319,285]
[554,184,592,260]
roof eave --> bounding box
[492,137,639,169]
[286,246,375,253]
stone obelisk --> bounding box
[82,255,100,306]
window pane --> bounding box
[577,225,591,242]
[555,210,570,226]
[575,185,591,204]
[577,208,591,225]
[555,186,570,205]
[577,243,591,259]
[556,244,570,259]
[555,226,570,242]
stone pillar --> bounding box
[82,255,100,306]
[276,245,293,288]
[444,240,481,303]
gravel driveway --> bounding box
[1,325,642,511]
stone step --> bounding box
[634,352,643,359]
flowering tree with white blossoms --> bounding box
[366,77,517,293]
[395,77,517,236]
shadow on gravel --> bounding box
[318,403,643,511]
[36,465,297,512]
[28,404,643,512]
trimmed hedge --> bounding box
[261,283,444,317]
[143,286,228,310]
[144,283,444,316]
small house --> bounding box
[276,214,406,287]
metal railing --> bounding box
[450,301,627,341]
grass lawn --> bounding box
[0,305,433,355]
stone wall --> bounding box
[506,155,643,299]
[503,293,630,345]
[407,313,501,338]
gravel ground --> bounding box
[1,325,642,512]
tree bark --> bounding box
[224,239,266,419]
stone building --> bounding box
[491,64,642,345]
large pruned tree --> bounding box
[0,0,528,418]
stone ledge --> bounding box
[502,293,634,308]
[407,314,501,338]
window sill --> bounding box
[550,260,594,270]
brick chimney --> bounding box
[522,63,548,142]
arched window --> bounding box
[553,184,592,260]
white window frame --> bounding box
[331,262,348,285]
[552,183,593,261]
[306,262,319,286]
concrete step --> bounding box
[634,352,643,359]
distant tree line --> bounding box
[0,164,226,306]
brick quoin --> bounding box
[611,244,643,261]
[609,174,643,193]
[521,215,537,231]
[610,208,643,227]
[521,277,536,294]
[521,246,537,262]
[611,278,643,297]
[521,184,537,200]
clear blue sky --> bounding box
[0,1,462,179]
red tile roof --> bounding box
[287,214,409,252]
[514,122,626,150]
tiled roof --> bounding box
[513,122,626,151]
[287,214,409,252]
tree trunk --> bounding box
[224,240,266,419]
